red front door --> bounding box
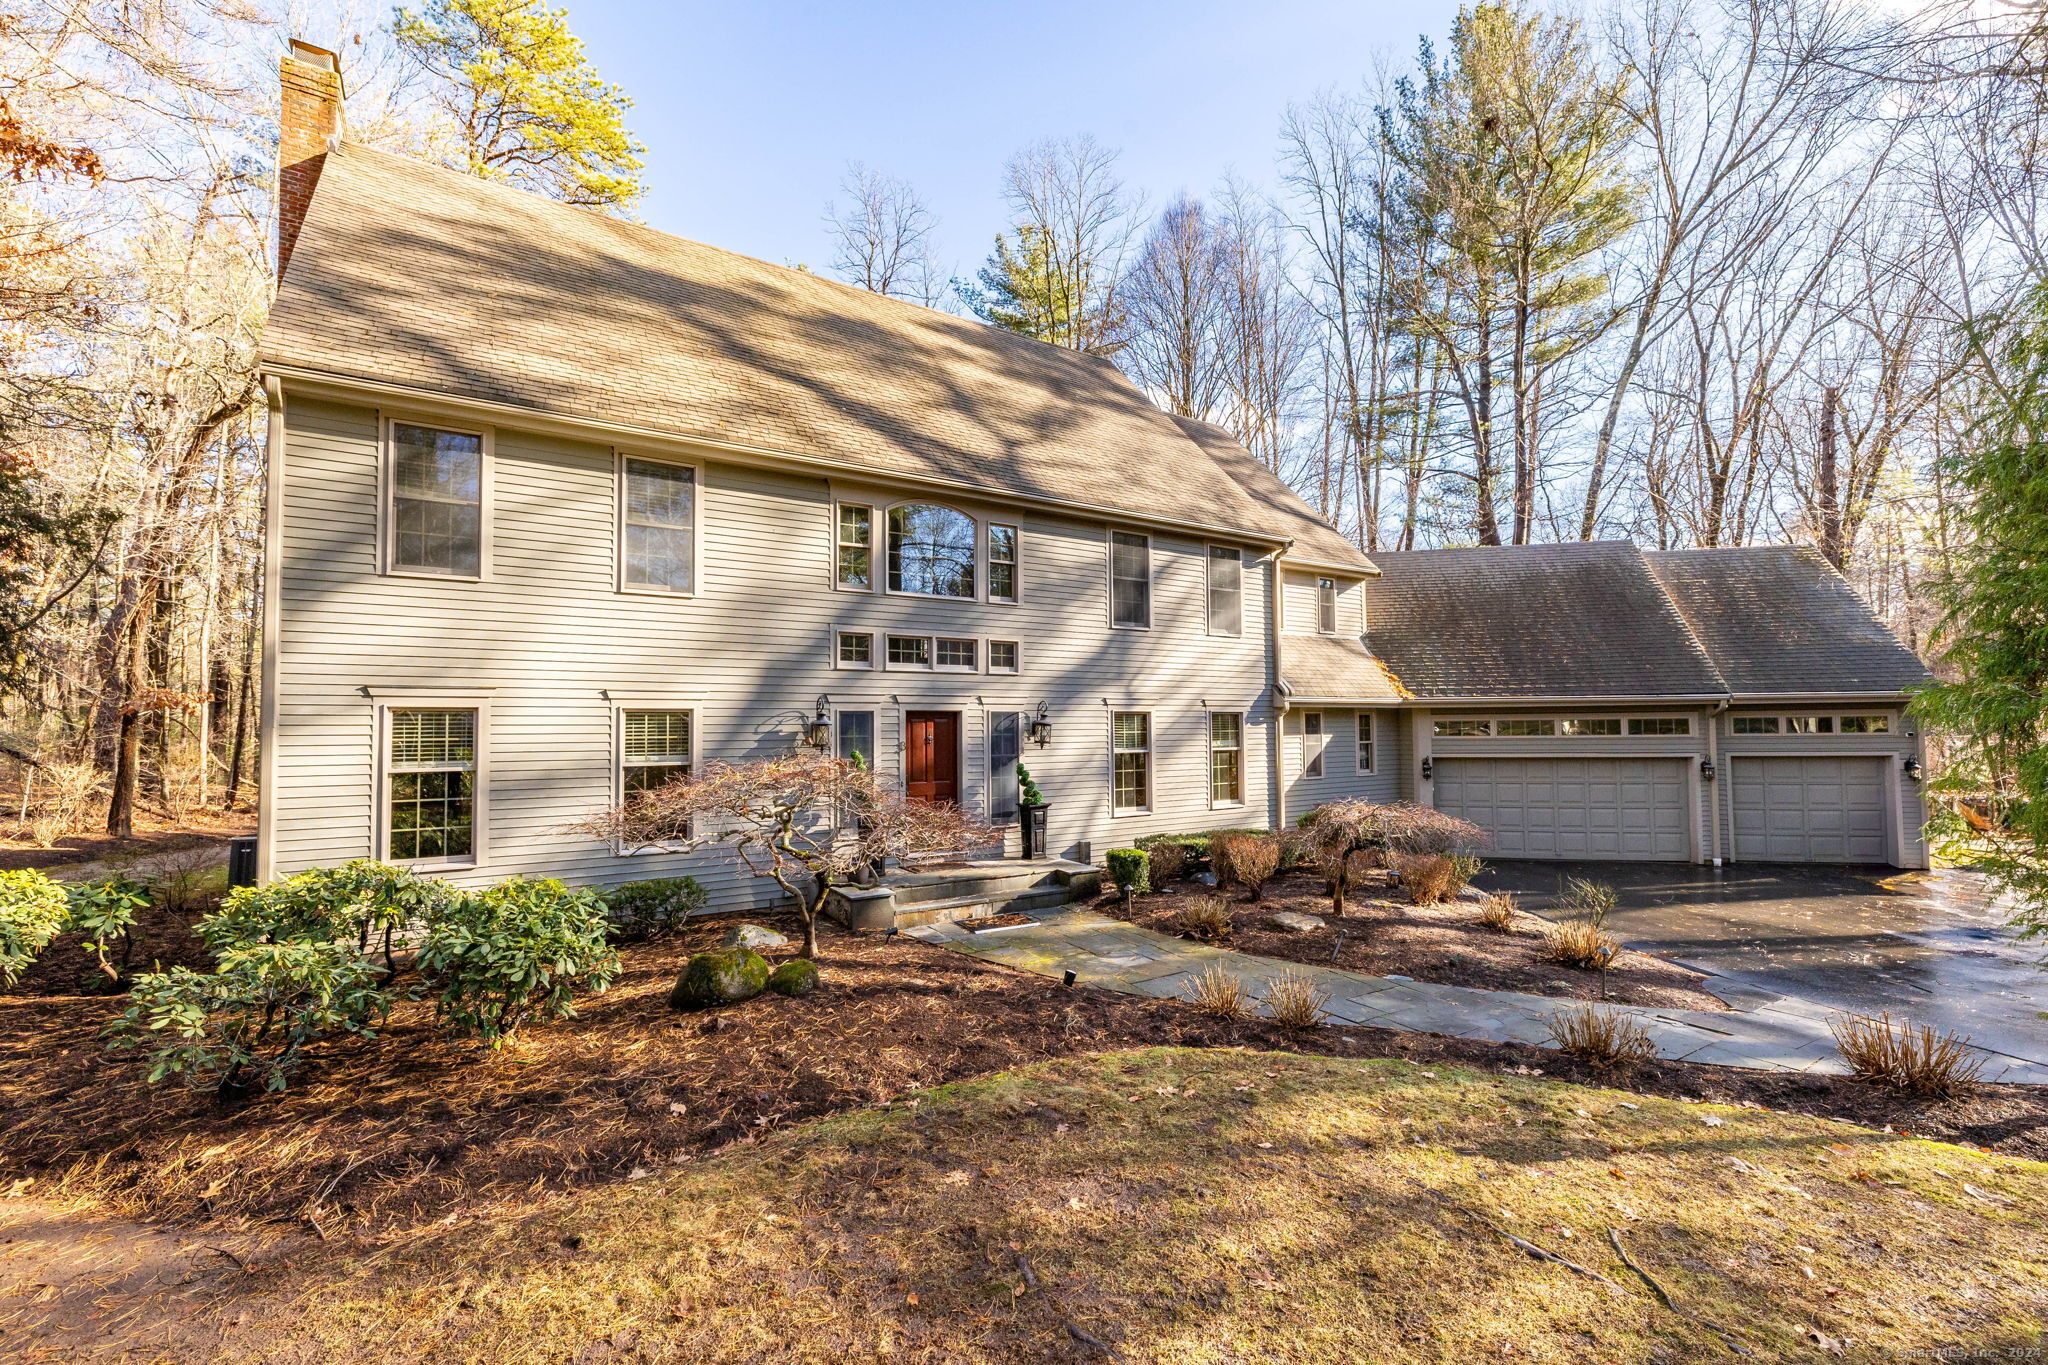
[905,711,960,804]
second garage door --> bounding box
[1433,757,1691,861]
[1730,756,1888,863]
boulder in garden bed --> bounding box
[1264,910,1327,933]
[722,922,791,950]
[672,947,771,1009]
[768,958,821,997]
[1455,886,1491,905]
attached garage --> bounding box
[1433,757,1692,861]
[1730,756,1888,864]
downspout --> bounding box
[1268,550,1289,832]
[256,374,286,881]
[1706,695,1730,867]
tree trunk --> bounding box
[1817,385,1844,569]
[105,581,158,838]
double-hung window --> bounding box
[1302,711,1326,778]
[837,504,874,589]
[1316,577,1338,634]
[620,457,695,592]
[1112,712,1150,813]
[1210,712,1244,805]
[1356,712,1375,773]
[988,523,1019,602]
[387,708,477,863]
[390,423,483,576]
[622,710,693,796]
[1208,546,1243,636]
[1111,531,1150,628]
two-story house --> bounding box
[255,43,1933,917]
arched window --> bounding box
[887,504,976,598]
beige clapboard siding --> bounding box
[271,395,1278,901]
[1279,707,1407,823]
[1279,568,1364,636]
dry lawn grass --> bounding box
[14,1048,2042,1364]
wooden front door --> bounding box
[905,711,960,804]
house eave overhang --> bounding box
[1398,693,1731,707]
[263,363,1299,551]
[1724,689,1926,703]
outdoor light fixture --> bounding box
[1700,757,1717,782]
[1420,756,1434,781]
[805,696,832,749]
[1062,968,1078,987]
[1903,756,1923,781]
[1029,701,1053,748]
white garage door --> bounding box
[1433,757,1691,861]
[1731,756,1888,864]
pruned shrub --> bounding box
[1146,840,1189,886]
[1105,847,1150,903]
[1476,891,1518,932]
[1445,852,1483,897]
[1214,832,1281,901]
[417,877,620,1047]
[0,868,69,986]
[1557,876,1618,923]
[1175,894,1233,942]
[1264,970,1331,1030]
[1189,965,1251,1019]
[1545,1004,1654,1067]
[107,941,392,1094]
[1303,801,1488,913]
[201,859,456,972]
[1543,918,1621,971]
[64,874,151,982]
[1394,852,1457,905]
[601,876,707,941]
[1829,1011,1986,1095]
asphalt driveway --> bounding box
[1473,861,2048,1072]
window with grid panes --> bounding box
[388,708,476,861]
[1112,712,1150,812]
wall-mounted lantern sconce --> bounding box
[1903,756,1923,781]
[1700,757,1717,782]
[1029,701,1053,749]
[1420,756,1434,782]
[805,696,832,750]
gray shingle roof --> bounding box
[1280,634,1410,702]
[1366,543,1728,699]
[1364,542,1929,701]
[1169,417,1377,574]
[1646,547,1932,694]
[264,145,1293,541]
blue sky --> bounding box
[564,0,1468,281]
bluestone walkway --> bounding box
[907,906,2048,1085]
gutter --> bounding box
[256,375,286,882]
[1268,551,1289,831]
[1399,693,1730,707]
[261,364,1297,553]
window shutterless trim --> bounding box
[884,500,978,600]
[1109,530,1151,630]
[833,500,875,592]
[1301,710,1326,778]
[834,629,876,669]
[986,521,1020,605]
[1208,709,1245,808]
[615,451,701,597]
[1355,710,1376,775]
[987,640,1020,674]
[1206,544,1244,637]
[1316,577,1337,635]
[1109,708,1153,815]
[612,702,697,855]
[380,413,491,581]
[372,693,490,870]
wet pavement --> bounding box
[1474,861,2048,1070]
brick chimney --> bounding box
[277,39,343,278]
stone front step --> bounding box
[824,858,1099,932]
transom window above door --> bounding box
[888,503,976,598]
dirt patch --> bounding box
[2,908,2043,1247]
[1121,868,1729,1011]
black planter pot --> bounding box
[1021,802,1049,859]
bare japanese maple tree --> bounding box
[1297,800,1488,915]
[574,752,995,958]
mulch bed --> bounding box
[2,908,2042,1244]
[0,818,252,874]
[1119,868,1730,1012]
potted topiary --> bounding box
[1016,762,1049,859]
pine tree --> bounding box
[1916,285,2048,934]
[393,0,646,211]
